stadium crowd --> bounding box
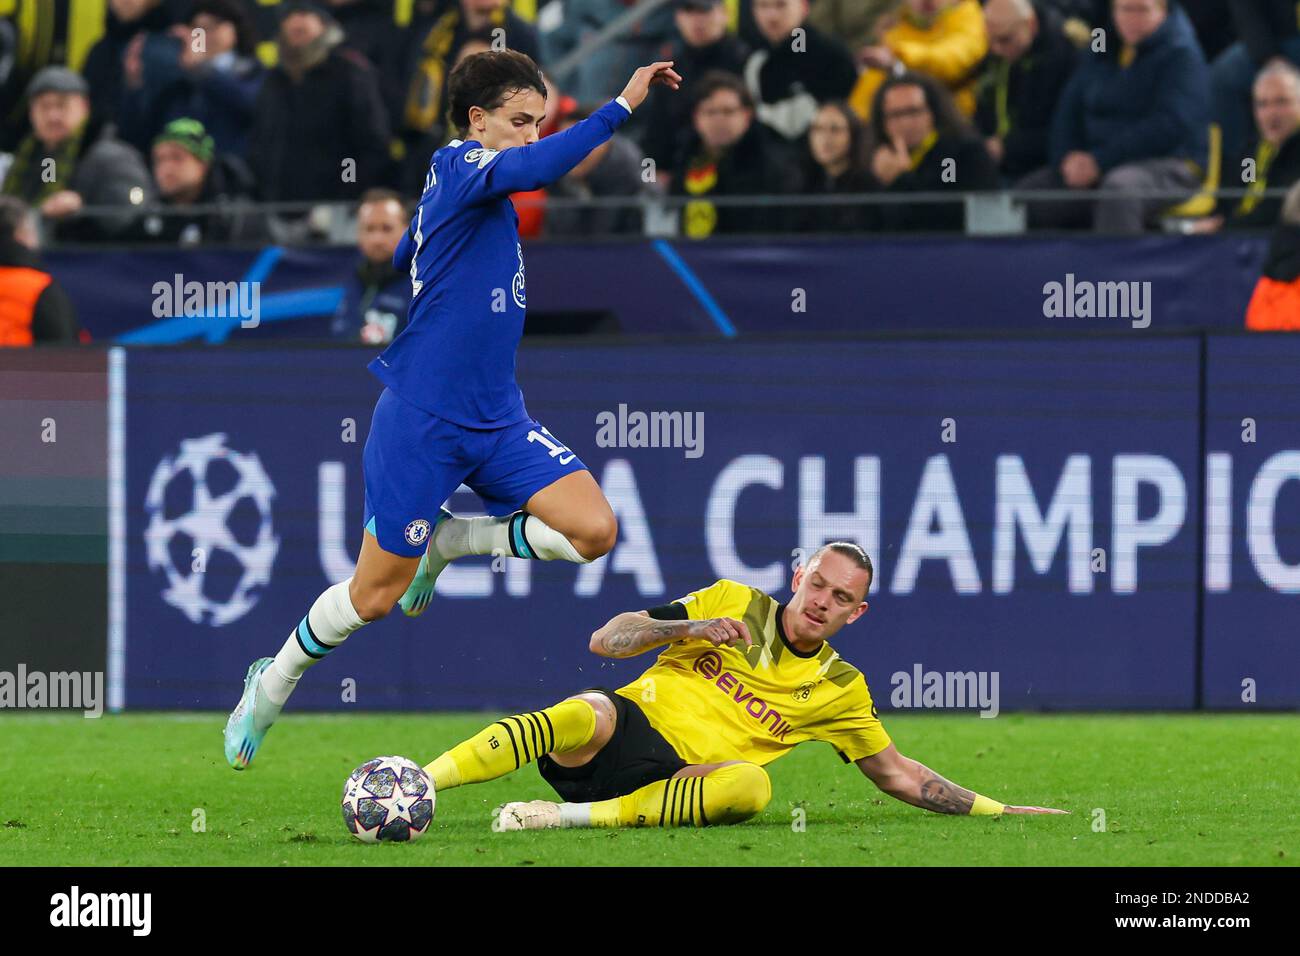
[3,0,1300,341]
[3,0,1300,241]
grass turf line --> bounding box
[1,713,1296,867]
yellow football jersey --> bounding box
[615,580,891,767]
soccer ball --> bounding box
[341,756,436,843]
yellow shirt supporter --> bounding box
[616,579,891,767]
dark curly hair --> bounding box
[447,49,547,135]
[867,71,972,152]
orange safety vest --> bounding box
[1245,275,1300,331]
[0,265,53,346]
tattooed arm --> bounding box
[855,745,1066,815]
[589,611,753,659]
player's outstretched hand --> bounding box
[620,61,682,110]
[691,617,753,650]
[1003,805,1070,814]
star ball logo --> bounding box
[144,433,278,627]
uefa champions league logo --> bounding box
[143,433,279,627]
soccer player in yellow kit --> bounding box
[423,542,1066,829]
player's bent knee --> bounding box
[546,693,615,767]
[710,762,772,824]
[571,692,616,744]
[575,513,618,561]
[348,583,396,623]
[354,600,392,623]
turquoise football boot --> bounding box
[398,508,455,618]
[223,657,275,770]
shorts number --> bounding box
[527,427,575,465]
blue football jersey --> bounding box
[369,97,633,428]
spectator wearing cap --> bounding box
[331,188,412,344]
[0,3,109,151]
[545,105,653,237]
[132,117,264,244]
[641,0,750,186]
[744,0,858,142]
[0,197,81,346]
[797,100,875,232]
[864,71,998,231]
[400,0,540,149]
[1018,0,1209,234]
[670,70,801,236]
[1191,61,1300,234]
[1,67,154,240]
[82,0,179,132]
[248,3,392,202]
[974,0,1079,183]
[807,0,902,54]
[850,0,988,121]
[1211,1,1300,164]
[1245,181,1300,330]
[117,0,265,160]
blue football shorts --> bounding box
[362,387,588,557]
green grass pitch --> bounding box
[2,712,1296,866]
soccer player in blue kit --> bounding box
[224,52,682,769]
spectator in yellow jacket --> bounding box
[850,0,987,120]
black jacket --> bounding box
[744,23,858,141]
[671,121,802,235]
[975,3,1080,181]
[132,153,266,244]
[797,165,875,233]
[82,2,180,130]
[1049,5,1209,172]
[641,34,750,171]
[249,42,392,201]
[1233,0,1300,64]
[1228,131,1300,229]
[1260,223,1300,282]
[867,133,999,232]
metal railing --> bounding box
[38,185,1294,247]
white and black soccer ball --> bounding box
[341,756,435,843]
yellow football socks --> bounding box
[586,762,771,828]
[426,697,597,790]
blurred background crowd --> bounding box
[3,0,1300,342]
